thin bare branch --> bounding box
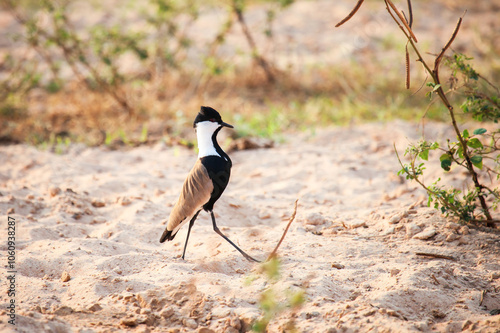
[267,199,298,261]
[416,252,456,260]
[434,15,464,75]
[385,0,418,42]
[232,0,275,83]
[335,0,365,27]
[405,44,410,89]
[407,0,413,28]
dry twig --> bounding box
[480,290,486,306]
[415,252,456,261]
[335,0,365,27]
[385,0,418,42]
[267,199,299,261]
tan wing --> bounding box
[166,159,213,235]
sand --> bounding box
[0,120,499,332]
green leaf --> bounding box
[441,159,452,171]
[467,138,483,149]
[432,84,442,92]
[439,153,451,162]
[471,155,483,169]
[473,128,487,135]
[462,129,469,139]
[419,149,429,161]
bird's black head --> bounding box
[193,106,233,129]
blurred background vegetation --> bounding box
[0,0,499,147]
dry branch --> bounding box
[405,44,410,89]
[406,0,413,28]
[480,290,486,306]
[433,15,464,78]
[385,0,418,42]
[232,1,275,83]
[415,252,456,261]
[267,199,299,261]
[335,0,365,27]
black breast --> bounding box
[200,155,231,211]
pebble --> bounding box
[406,223,421,237]
[49,187,61,197]
[160,308,174,318]
[382,226,395,235]
[346,219,366,229]
[390,269,401,277]
[121,317,138,327]
[92,216,107,224]
[53,305,73,316]
[197,328,216,333]
[413,228,437,240]
[445,233,460,242]
[87,303,103,312]
[459,226,470,235]
[91,199,106,208]
[445,222,460,230]
[388,213,403,224]
[183,318,198,329]
[117,197,132,206]
[61,271,71,282]
[304,213,328,226]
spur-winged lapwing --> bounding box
[159,106,259,262]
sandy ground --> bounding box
[0,120,499,332]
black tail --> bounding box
[159,229,176,243]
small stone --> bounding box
[117,197,132,206]
[7,208,15,214]
[53,305,73,316]
[121,317,138,327]
[462,320,472,330]
[346,219,366,229]
[445,233,460,242]
[91,216,107,224]
[445,222,460,230]
[91,199,106,208]
[304,213,328,226]
[197,328,216,333]
[382,226,395,235]
[459,226,470,235]
[87,303,103,312]
[61,271,71,282]
[413,228,437,240]
[49,187,61,197]
[332,263,345,269]
[406,223,421,237]
[431,309,446,319]
[390,269,401,277]
[258,211,271,219]
[160,308,174,318]
[183,318,198,329]
[388,213,403,224]
[230,317,241,330]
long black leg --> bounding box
[182,210,201,260]
[210,211,260,263]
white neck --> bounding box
[196,121,221,158]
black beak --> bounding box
[221,121,234,128]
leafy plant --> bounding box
[336,0,499,227]
[248,256,306,332]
